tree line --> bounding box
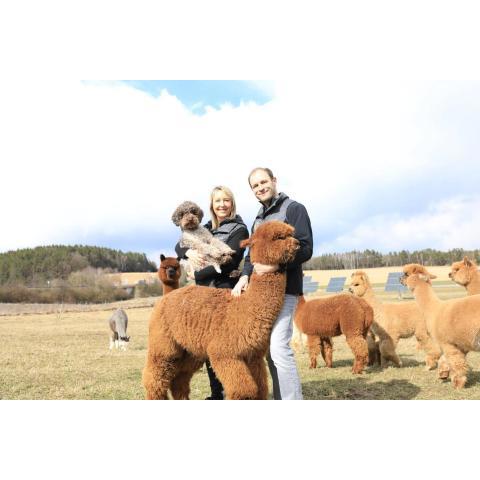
[0,245,157,286]
[304,248,480,270]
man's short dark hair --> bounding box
[248,167,275,187]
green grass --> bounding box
[1,307,479,399]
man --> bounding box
[232,167,313,399]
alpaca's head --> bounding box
[172,201,204,231]
[401,264,437,291]
[349,271,370,296]
[159,254,181,285]
[240,221,299,266]
[449,256,477,287]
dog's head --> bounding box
[240,221,299,266]
[349,271,370,297]
[401,264,437,291]
[172,201,204,231]
[158,254,181,285]
[448,256,477,287]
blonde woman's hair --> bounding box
[209,186,237,230]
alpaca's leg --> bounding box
[415,326,442,370]
[307,335,321,369]
[208,357,258,400]
[441,344,468,389]
[142,354,178,400]
[246,356,269,400]
[366,332,380,366]
[170,355,203,400]
[379,337,402,367]
[345,335,369,374]
[320,337,333,368]
[437,354,451,380]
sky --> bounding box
[1,78,479,265]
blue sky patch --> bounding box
[121,80,273,114]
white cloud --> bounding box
[1,79,479,261]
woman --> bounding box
[175,186,248,399]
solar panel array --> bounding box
[325,276,346,293]
[384,272,408,292]
[302,275,320,294]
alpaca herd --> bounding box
[142,224,480,398]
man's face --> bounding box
[249,170,277,204]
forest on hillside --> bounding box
[304,248,480,270]
[0,245,157,286]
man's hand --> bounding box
[231,275,249,297]
[253,263,279,275]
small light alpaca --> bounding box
[142,220,299,400]
[108,308,130,350]
[171,201,234,274]
[349,271,441,370]
[449,257,480,295]
[401,264,480,389]
[294,294,374,374]
[158,254,181,295]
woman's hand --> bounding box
[186,249,207,268]
[253,263,279,275]
[231,275,249,297]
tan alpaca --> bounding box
[449,257,480,295]
[349,271,441,369]
[402,264,480,389]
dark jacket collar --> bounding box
[205,214,246,230]
[259,192,289,216]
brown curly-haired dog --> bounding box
[293,294,374,374]
[158,254,181,295]
[402,264,480,389]
[142,221,299,400]
[449,257,480,295]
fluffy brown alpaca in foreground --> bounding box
[349,271,441,370]
[294,294,374,374]
[142,221,299,400]
[449,257,480,295]
[158,254,181,295]
[402,264,480,389]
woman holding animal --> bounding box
[175,185,249,399]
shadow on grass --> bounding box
[302,377,421,400]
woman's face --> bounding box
[212,190,233,221]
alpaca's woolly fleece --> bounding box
[294,294,373,374]
[142,221,299,400]
[349,271,441,370]
[402,263,480,389]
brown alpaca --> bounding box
[142,221,299,400]
[449,257,480,295]
[402,264,480,389]
[158,254,181,295]
[293,294,374,374]
[349,271,441,370]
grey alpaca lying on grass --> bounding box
[171,200,234,273]
[109,308,130,350]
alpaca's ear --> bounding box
[240,238,251,248]
[418,274,429,282]
[160,254,166,261]
[429,273,437,280]
[464,257,472,267]
[176,256,182,262]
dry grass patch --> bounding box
[2,306,480,400]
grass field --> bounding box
[2,302,480,400]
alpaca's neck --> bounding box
[162,282,179,295]
[466,272,480,295]
[361,286,385,319]
[238,272,287,346]
[412,282,442,320]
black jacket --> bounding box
[242,193,313,295]
[175,215,249,289]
